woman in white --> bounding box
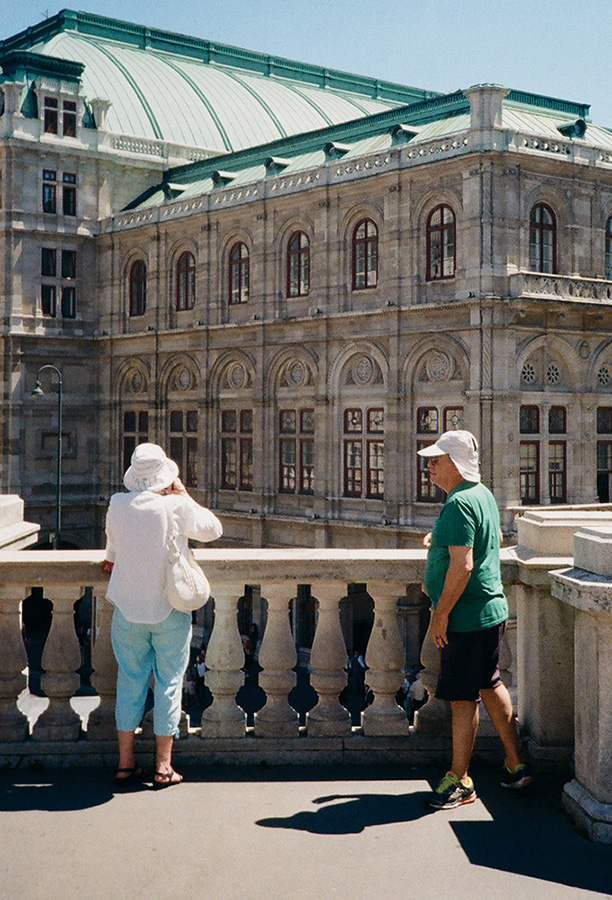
[103,443,222,788]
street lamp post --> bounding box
[32,365,63,550]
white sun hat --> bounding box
[123,443,179,492]
[417,430,481,483]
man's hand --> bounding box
[430,608,449,648]
[101,560,114,575]
[423,531,432,549]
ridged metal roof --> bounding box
[2,10,437,153]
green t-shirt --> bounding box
[424,480,508,632]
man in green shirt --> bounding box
[418,430,533,810]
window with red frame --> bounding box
[427,204,455,280]
[520,441,539,504]
[279,408,314,494]
[530,203,557,273]
[229,242,249,305]
[129,260,147,317]
[352,219,378,290]
[176,251,196,311]
[221,409,253,491]
[169,409,198,487]
[287,231,310,297]
[343,407,384,499]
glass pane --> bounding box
[300,409,315,434]
[548,407,566,434]
[222,410,237,433]
[367,408,384,433]
[186,410,198,433]
[597,408,612,434]
[444,407,464,430]
[221,437,237,488]
[279,410,296,434]
[520,406,539,434]
[344,409,362,433]
[124,411,136,432]
[138,411,149,433]
[418,408,438,434]
[170,410,183,433]
[240,409,253,433]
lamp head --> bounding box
[31,382,44,396]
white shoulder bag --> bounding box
[164,502,211,613]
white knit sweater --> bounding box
[105,490,222,624]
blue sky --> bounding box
[4,0,612,126]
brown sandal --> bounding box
[114,765,146,786]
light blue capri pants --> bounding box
[111,606,192,737]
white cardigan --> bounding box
[105,490,222,624]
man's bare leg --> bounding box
[154,734,182,786]
[480,683,521,770]
[450,700,479,781]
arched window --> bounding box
[229,242,249,305]
[176,251,195,311]
[287,231,310,297]
[352,218,378,290]
[129,260,146,317]
[530,203,557,273]
[426,204,455,280]
[605,216,612,281]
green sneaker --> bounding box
[427,770,476,810]
[500,763,534,789]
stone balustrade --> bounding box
[1,514,612,843]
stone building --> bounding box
[2,10,612,549]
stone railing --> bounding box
[510,272,612,303]
[2,510,612,843]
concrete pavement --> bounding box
[1,763,611,900]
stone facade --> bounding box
[2,16,612,548]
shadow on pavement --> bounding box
[0,768,127,812]
[256,765,612,896]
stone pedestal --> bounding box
[552,525,612,843]
[87,591,117,741]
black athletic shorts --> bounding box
[435,621,506,702]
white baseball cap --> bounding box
[417,430,481,483]
[123,443,179,492]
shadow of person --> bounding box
[0,769,116,813]
[257,789,432,834]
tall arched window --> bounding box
[530,203,557,273]
[287,231,310,297]
[176,251,195,311]
[605,216,612,281]
[229,242,249,305]
[129,260,146,317]
[352,218,378,290]
[426,204,455,280]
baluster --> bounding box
[200,582,246,738]
[415,608,452,736]
[87,591,117,741]
[255,583,298,737]
[32,585,82,742]
[361,581,407,735]
[0,586,29,741]
[307,581,351,736]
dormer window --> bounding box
[43,96,78,138]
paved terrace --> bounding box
[2,762,611,900]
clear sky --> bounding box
[3,0,612,126]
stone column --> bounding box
[307,581,351,736]
[87,591,118,741]
[516,582,574,758]
[255,583,298,737]
[362,581,407,735]
[0,586,29,741]
[199,582,246,738]
[32,585,82,742]
[552,525,612,843]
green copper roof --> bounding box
[0,10,438,153]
